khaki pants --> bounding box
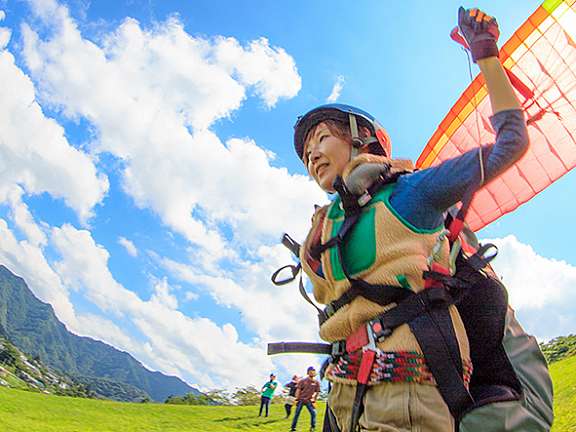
[328,381,454,432]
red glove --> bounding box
[457,6,500,63]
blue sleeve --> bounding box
[390,109,529,229]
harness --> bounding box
[268,164,508,431]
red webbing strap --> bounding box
[346,325,369,353]
[447,189,473,243]
[425,262,451,289]
[357,350,376,385]
[447,218,465,243]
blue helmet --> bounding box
[293,104,391,162]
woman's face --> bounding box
[303,122,351,192]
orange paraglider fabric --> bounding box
[417,0,576,231]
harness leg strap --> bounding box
[349,346,376,432]
[323,403,342,432]
[408,307,474,421]
[350,383,368,432]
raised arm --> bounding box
[390,8,529,229]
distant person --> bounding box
[291,366,320,432]
[283,375,300,418]
[259,373,278,417]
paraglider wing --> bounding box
[417,0,576,231]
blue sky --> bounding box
[0,0,574,391]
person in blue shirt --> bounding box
[258,373,278,417]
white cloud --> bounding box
[52,225,142,316]
[184,291,199,302]
[50,223,274,389]
[118,236,138,257]
[0,218,78,327]
[214,36,301,108]
[486,235,576,309]
[150,277,178,310]
[4,0,329,389]
[160,243,323,344]
[158,240,331,380]
[21,0,319,261]
[0,34,108,220]
[0,10,6,47]
[5,187,47,246]
[75,313,139,354]
[482,234,576,340]
[0,27,10,50]
[326,75,345,103]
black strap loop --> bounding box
[466,243,498,271]
[310,236,340,260]
[271,263,301,286]
[270,263,323,316]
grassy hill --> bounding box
[0,354,574,431]
[550,355,576,432]
[0,385,321,432]
[0,265,200,402]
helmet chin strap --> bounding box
[348,113,380,160]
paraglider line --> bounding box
[465,50,486,186]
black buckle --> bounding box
[331,340,346,357]
[324,303,336,318]
[369,318,392,343]
[318,303,335,326]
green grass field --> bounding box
[0,356,573,432]
[0,386,324,432]
[550,355,576,432]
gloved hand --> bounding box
[458,6,500,63]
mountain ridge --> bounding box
[0,264,201,402]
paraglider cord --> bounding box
[465,47,486,186]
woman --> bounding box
[293,7,528,432]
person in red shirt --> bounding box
[291,366,321,432]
